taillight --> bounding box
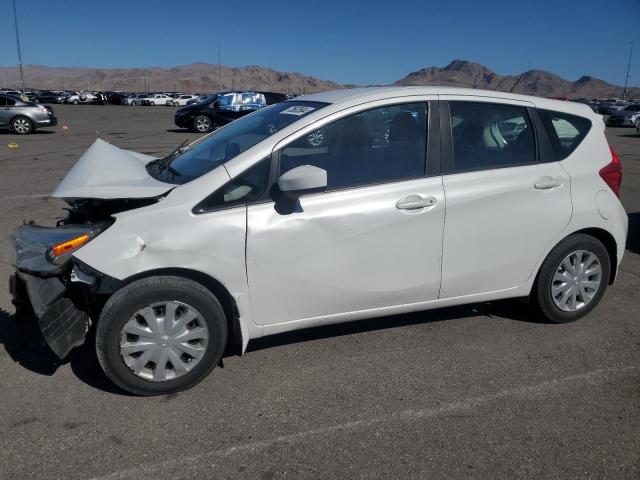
[599,145,622,197]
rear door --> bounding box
[438,97,572,298]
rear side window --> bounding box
[538,109,591,160]
[448,102,536,172]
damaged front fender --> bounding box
[10,224,118,359]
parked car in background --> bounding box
[65,91,96,105]
[94,91,126,105]
[605,101,628,115]
[606,103,640,127]
[141,93,173,106]
[0,93,57,134]
[36,91,67,104]
[170,94,199,106]
[174,91,287,132]
[122,94,145,106]
[10,87,627,395]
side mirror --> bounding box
[277,165,327,196]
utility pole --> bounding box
[217,42,222,92]
[623,41,634,100]
[268,63,272,92]
[11,0,25,93]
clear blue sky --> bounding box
[1,0,638,87]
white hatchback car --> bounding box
[11,87,627,395]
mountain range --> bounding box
[0,60,637,99]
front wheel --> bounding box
[193,115,212,133]
[96,276,227,396]
[532,234,610,323]
[11,116,33,135]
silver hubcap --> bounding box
[308,129,324,146]
[119,301,209,381]
[551,250,602,312]
[13,118,30,133]
[196,117,210,132]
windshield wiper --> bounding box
[150,139,190,178]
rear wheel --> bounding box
[11,116,33,135]
[194,115,212,133]
[96,276,227,396]
[532,234,610,323]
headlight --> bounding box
[46,224,109,265]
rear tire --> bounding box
[11,116,33,135]
[96,276,227,396]
[532,234,610,323]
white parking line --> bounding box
[89,365,637,480]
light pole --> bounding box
[11,0,25,93]
[217,42,222,92]
[623,41,634,100]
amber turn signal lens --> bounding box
[51,234,90,257]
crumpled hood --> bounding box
[52,139,175,200]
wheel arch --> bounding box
[533,227,618,289]
[571,227,618,284]
[121,267,244,355]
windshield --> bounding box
[148,100,328,184]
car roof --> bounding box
[295,86,595,118]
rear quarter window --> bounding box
[538,109,591,160]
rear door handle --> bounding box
[534,176,563,190]
[396,195,437,210]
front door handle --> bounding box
[534,176,563,190]
[396,195,436,210]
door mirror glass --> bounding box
[277,165,327,195]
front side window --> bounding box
[148,100,327,184]
[449,102,536,172]
[538,109,591,160]
[194,158,270,213]
[279,102,428,190]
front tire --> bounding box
[96,276,227,396]
[11,116,33,135]
[532,234,610,323]
[193,115,212,133]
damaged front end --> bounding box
[10,198,157,359]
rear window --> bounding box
[538,109,591,160]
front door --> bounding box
[246,100,446,326]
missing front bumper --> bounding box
[10,272,90,359]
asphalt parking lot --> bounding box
[0,104,638,479]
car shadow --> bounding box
[0,130,56,135]
[627,212,640,254]
[246,299,546,353]
[0,307,129,395]
[165,129,191,133]
[0,299,546,396]
[618,133,640,138]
